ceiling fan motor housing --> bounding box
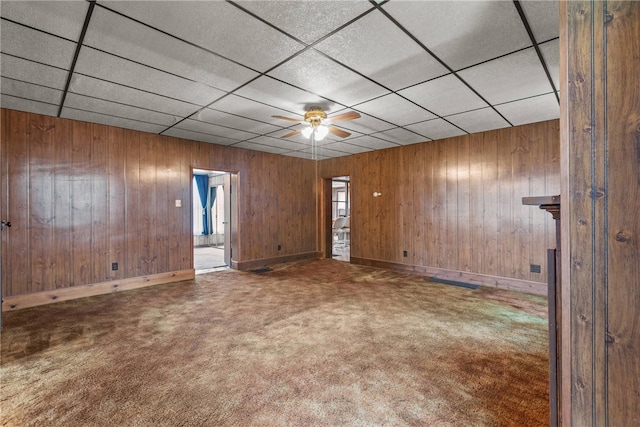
[304,108,327,127]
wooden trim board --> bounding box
[351,257,547,295]
[2,269,195,311]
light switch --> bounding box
[175,199,182,207]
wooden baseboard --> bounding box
[2,270,195,311]
[350,257,546,295]
[235,252,320,271]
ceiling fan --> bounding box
[273,107,360,141]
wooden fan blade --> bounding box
[272,115,303,123]
[328,126,351,139]
[281,129,302,138]
[328,111,360,123]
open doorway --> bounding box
[330,176,350,262]
[192,169,236,273]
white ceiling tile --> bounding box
[540,39,560,89]
[0,20,76,69]
[195,109,282,135]
[209,94,305,126]
[84,7,258,92]
[519,0,559,42]
[0,94,58,117]
[1,77,63,105]
[247,136,309,152]
[234,76,328,115]
[61,108,168,134]
[405,118,467,141]
[458,48,552,105]
[75,48,226,106]
[373,128,428,146]
[234,1,372,44]
[315,10,448,91]
[232,141,290,155]
[495,93,559,126]
[298,145,349,158]
[100,1,304,72]
[330,111,395,134]
[161,128,239,146]
[176,119,258,141]
[0,1,89,41]
[0,54,69,90]
[322,141,371,155]
[69,74,201,118]
[355,94,436,126]
[267,49,388,106]
[399,74,488,117]
[347,135,399,150]
[446,107,511,134]
[383,1,531,70]
[64,93,180,126]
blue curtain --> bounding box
[208,186,217,234]
[194,175,209,235]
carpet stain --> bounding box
[1,259,549,426]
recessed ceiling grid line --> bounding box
[374,2,514,128]
[56,0,95,117]
[513,0,560,103]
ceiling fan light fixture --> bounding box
[301,126,313,138]
[315,124,329,141]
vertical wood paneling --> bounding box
[512,127,532,280]
[433,140,447,269]
[469,133,484,273]
[482,132,499,276]
[124,129,141,278]
[91,124,109,282]
[423,141,435,268]
[154,136,169,273]
[529,123,548,281]
[1,109,8,296]
[53,118,72,288]
[139,133,157,275]
[496,128,513,278]
[445,138,458,270]
[107,127,125,281]
[166,135,182,272]
[70,121,92,287]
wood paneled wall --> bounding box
[560,1,640,425]
[0,109,316,299]
[319,120,560,289]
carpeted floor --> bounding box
[1,259,550,426]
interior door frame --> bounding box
[191,167,238,269]
[323,175,351,259]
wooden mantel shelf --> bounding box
[522,195,561,220]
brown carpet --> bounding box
[1,259,549,426]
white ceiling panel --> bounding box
[61,108,168,134]
[100,1,304,72]
[0,1,89,41]
[268,49,388,107]
[446,107,511,134]
[519,0,560,42]
[383,1,531,70]
[232,141,291,155]
[1,54,68,90]
[1,77,63,105]
[540,39,560,89]
[234,1,373,45]
[238,136,308,152]
[355,94,436,126]
[161,128,239,146]
[458,48,552,105]
[75,48,226,106]
[331,112,395,134]
[69,74,201,118]
[0,94,59,117]
[0,20,76,69]
[234,76,328,116]
[322,141,371,155]
[298,145,349,159]
[347,135,399,151]
[209,94,304,126]
[405,118,467,141]
[84,7,258,92]
[64,93,179,126]
[399,74,488,117]
[373,128,427,146]
[195,109,282,135]
[175,119,258,141]
[495,93,559,126]
[314,10,448,91]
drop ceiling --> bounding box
[0,0,559,160]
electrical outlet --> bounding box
[112,262,118,271]
[403,250,408,257]
[277,244,281,251]
[530,264,541,273]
